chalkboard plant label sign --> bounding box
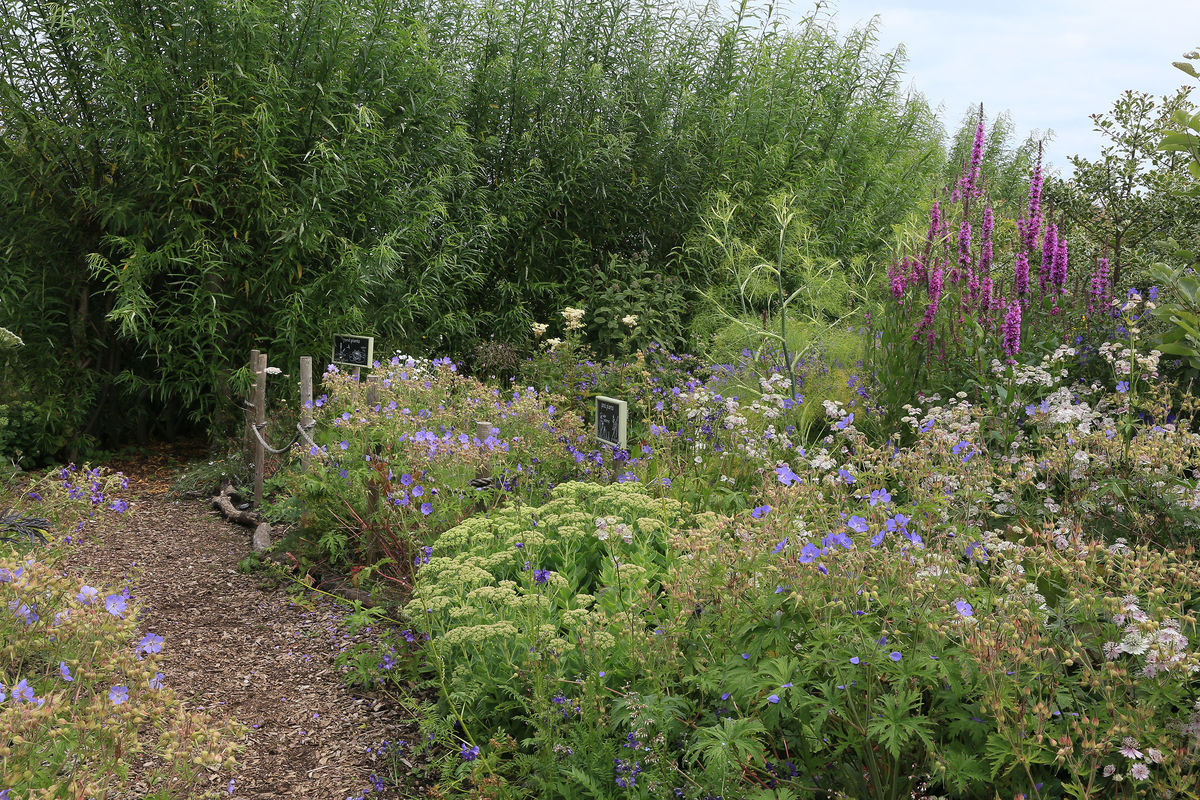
[595,395,627,450]
[332,334,374,368]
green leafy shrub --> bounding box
[405,481,696,796]
[285,357,585,581]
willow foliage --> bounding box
[0,0,943,459]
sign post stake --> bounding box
[299,356,313,469]
[253,352,267,508]
[476,421,492,483]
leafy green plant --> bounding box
[1148,262,1200,379]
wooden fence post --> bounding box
[299,356,313,469]
[253,351,267,509]
[245,349,260,467]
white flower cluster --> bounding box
[561,306,585,332]
[990,346,1075,387]
[1097,342,1161,378]
[1103,596,1199,677]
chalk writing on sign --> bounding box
[595,396,627,450]
[332,334,374,368]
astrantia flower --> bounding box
[1119,738,1142,759]
[1129,763,1149,780]
[109,685,129,705]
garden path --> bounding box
[65,450,412,799]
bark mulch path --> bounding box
[64,451,417,799]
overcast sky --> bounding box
[800,0,1200,174]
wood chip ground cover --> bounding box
[62,461,418,799]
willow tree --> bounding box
[0,0,487,454]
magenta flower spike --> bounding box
[1014,251,1030,300]
[1052,231,1069,293]
[960,112,986,199]
[1020,156,1044,252]
[1040,223,1057,294]
[926,201,942,249]
[1089,258,1112,313]
[1002,298,1022,360]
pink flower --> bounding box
[1119,737,1143,759]
[1129,763,1149,780]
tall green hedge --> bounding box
[0,0,943,460]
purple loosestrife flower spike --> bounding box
[1002,298,1022,360]
[1040,223,1057,294]
[1014,252,1030,299]
[926,201,942,249]
[889,260,907,301]
[1089,258,1112,313]
[1052,231,1069,293]
[961,111,986,198]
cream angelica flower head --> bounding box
[621,314,639,328]
[531,322,549,338]
[561,307,585,331]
